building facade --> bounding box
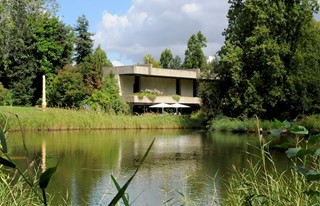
[104,65,201,113]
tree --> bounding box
[85,72,129,114]
[170,55,182,69]
[81,45,113,95]
[160,49,173,68]
[211,0,320,119]
[143,53,161,68]
[48,65,86,107]
[183,31,207,69]
[0,0,73,105]
[74,15,93,65]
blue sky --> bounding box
[56,0,132,32]
[55,1,320,66]
[55,0,230,66]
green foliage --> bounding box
[0,83,13,106]
[210,0,320,119]
[143,53,161,68]
[170,55,182,69]
[160,49,173,68]
[0,0,74,106]
[48,65,86,108]
[74,15,93,65]
[85,72,129,114]
[81,45,113,95]
[183,31,207,69]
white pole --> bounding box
[42,75,47,111]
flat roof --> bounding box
[104,65,200,79]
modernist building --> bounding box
[104,65,201,113]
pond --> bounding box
[6,130,291,205]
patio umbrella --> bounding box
[149,102,171,108]
[170,103,190,114]
[149,102,171,113]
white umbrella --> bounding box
[149,102,171,108]
[170,103,190,108]
[149,102,171,113]
[170,103,190,114]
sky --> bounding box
[55,0,320,66]
[55,0,230,66]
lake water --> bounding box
[6,130,291,205]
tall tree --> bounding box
[212,0,320,118]
[160,49,173,68]
[170,55,182,69]
[81,45,113,95]
[74,15,93,65]
[48,65,86,107]
[183,31,207,69]
[0,0,72,105]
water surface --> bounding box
[7,130,290,205]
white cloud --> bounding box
[94,0,229,65]
[181,3,200,14]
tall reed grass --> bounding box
[0,106,203,131]
[209,116,276,133]
[222,134,320,206]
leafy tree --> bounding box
[0,0,73,105]
[48,65,86,107]
[74,15,93,65]
[183,31,207,69]
[212,0,320,119]
[160,49,173,68]
[170,55,182,69]
[31,14,74,104]
[0,82,13,106]
[143,53,161,68]
[85,72,129,114]
[81,45,113,95]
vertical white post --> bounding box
[42,75,47,111]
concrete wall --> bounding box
[180,79,194,97]
[140,76,176,95]
[119,75,134,96]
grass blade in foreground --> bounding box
[111,175,130,206]
[0,129,7,153]
[108,138,155,206]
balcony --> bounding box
[123,95,201,105]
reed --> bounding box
[223,121,320,205]
[0,106,203,131]
[209,116,276,133]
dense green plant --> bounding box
[0,83,13,106]
[172,94,180,102]
[143,53,161,67]
[74,15,93,65]
[183,31,207,69]
[224,119,320,205]
[80,45,113,95]
[0,0,73,106]
[0,113,58,206]
[160,49,173,69]
[205,0,320,119]
[85,72,129,114]
[48,65,86,107]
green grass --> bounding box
[209,116,276,133]
[0,106,203,131]
[223,140,320,206]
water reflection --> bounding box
[6,130,291,205]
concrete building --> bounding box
[104,65,201,113]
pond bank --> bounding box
[0,106,204,131]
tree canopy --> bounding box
[183,31,207,69]
[203,0,320,119]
